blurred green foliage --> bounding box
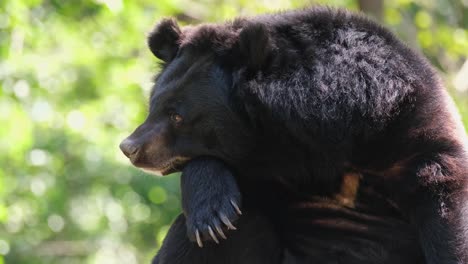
[0,0,467,263]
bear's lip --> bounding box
[141,156,191,176]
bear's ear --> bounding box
[237,23,273,71]
[148,18,181,62]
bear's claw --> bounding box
[220,213,237,230]
[215,224,227,239]
[195,229,203,248]
[186,195,241,247]
[230,199,242,215]
[207,226,219,244]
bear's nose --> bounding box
[119,138,139,160]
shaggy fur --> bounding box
[120,7,468,264]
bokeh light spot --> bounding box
[30,100,53,122]
[415,11,432,29]
[156,225,170,246]
[130,203,150,222]
[13,80,30,98]
[47,214,65,232]
[30,177,47,196]
[0,240,9,255]
[66,110,86,131]
[148,186,167,204]
[28,149,49,166]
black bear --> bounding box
[120,7,468,264]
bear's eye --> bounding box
[170,113,183,124]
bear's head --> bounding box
[119,18,273,175]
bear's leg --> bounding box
[405,157,468,264]
[152,212,282,264]
[180,157,242,245]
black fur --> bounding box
[120,6,468,264]
[153,212,281,264]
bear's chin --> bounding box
[141,168,169,177]
[140,157,191,176]
[141,166,181,176]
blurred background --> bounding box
[0,0,467,263]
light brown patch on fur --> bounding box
[335,172,361,208]
[352,155,415,181]
[378,161,407,179]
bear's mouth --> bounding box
[141,156,191,176]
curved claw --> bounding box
[208,226,219,244]
[220,213,237,230]
[195,229,203,248]
[230,199,242,215]
[214,224,227,239]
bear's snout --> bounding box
[119,138,140,161]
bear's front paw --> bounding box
[186,195,242,247]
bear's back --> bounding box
[229,7,440,128]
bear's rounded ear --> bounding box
[148,18,181,62]
[237,23,273,71]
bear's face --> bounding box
[121,53,243,175]
[120,18,272,175]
